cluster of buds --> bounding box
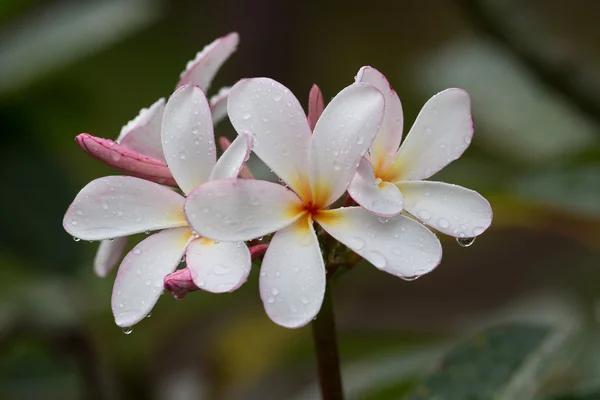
[64,33,492,330]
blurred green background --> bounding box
[1,0,599,399]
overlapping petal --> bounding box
[75,134,177,186]
[162,84,216,194]
[307,84,325,131]
[117,98,166,162]
[64,176,187,240]
[316,207,442,279]
[209,131,253,180]
[355,66,404,171]
[309,83,385,207]
[398,181,492,238]
[387,89,473,182]
[185,178,304,242]
[347,157,404,217]
[112,227,192,327]
[176,32,239,91]
[94,238,128,278]
[228,78,312,199]
[186,239,251,293]
[209,86,231,125]
[259,217,325,328]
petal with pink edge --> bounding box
[259,216,325,328]
[307,84,325,131]
[186,239,251,293]
[316,207,442,279]
[185,178,304,242]
[398,181,492,238]
[162,84,216,194]
[310,83,385,207]
[176,32,239,91]
[389,89,473,181]
[227,78,312,200]
[112,227,192,327]
[210,86,231,125]
[75,134,177,186]
[209,131,252,180]
[117,98,166,162]
[64,176,187,241]
[347,157,404,217]
[94,237,128,278]
[355,66,404,171]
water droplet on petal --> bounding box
[345,236,365,251]
[73,237,80,242]
[122,327,133,335]
[437,218,450,229]
[457,237,476,247]
[271,287,279,296]
[417,210,431,220]
[213,265,231,275]
[378,216,388,224]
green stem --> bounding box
[311,283,344,400]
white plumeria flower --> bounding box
[80,32,240,277]
[184,78,443,328]
[347,66,493,240]
[64,84,253,328]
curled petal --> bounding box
[75,134,177,186]
[176,32,239,91]
[348,157,404,217]
[398,181,492,238]
[112,227,192,327]
[218,136,254,179]
[209,131,253,180]
[310,83,385,207]
[389,89,473,182]
[164,244,268,299]
[316,207,442,279]
[162,84,216,194]
[117,98,166,162]
[64,176,187,241]
[210,86,231,125]
[94,237,128,278]
[355,66,404,171]
[259,216,325,328]
[186,239,251,293]
[307,84,325,131]
[185,178,304,242]
[228,78,312,200]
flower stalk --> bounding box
[311,281,344,400]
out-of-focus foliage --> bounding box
[1,0,599,399]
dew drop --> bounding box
[457,237,476,247]
[438,218,450,229]
[133,248,141,255]
[122,327,133,335]
[417,210,431,220]
[367,250,386,269]
[345,236,365,251]
[73,237,81,242]
[378,216,388,224]
[401,275,420,282]
[213,265,231,275]
[242,112,251,120]
[71,220,78,226]
[267,297,275,304]
[472,227,485,236]
[271,287,279,296]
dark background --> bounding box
[1,0,599,399]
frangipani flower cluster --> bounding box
[64,32,492,330]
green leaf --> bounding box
[403,324,575,400]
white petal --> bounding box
[310,83,385,207]
[210,86,230,125]
[355,66,403,171]
[185,178,304,241]
[209,131,252,180]
[259,216,325,328]
[186,239,251,293]
[162,84,216,194]
[348,157,404,217]
[112,227,192,327]
[227,78,312,200]
[176,32,239,91]
[111,228,191,327]
[117,98,166,162]
[398,181,492,238]
[316,207,442,279]
[64,176,187,241]
[94,238,128,278]
[390,89,473,181]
